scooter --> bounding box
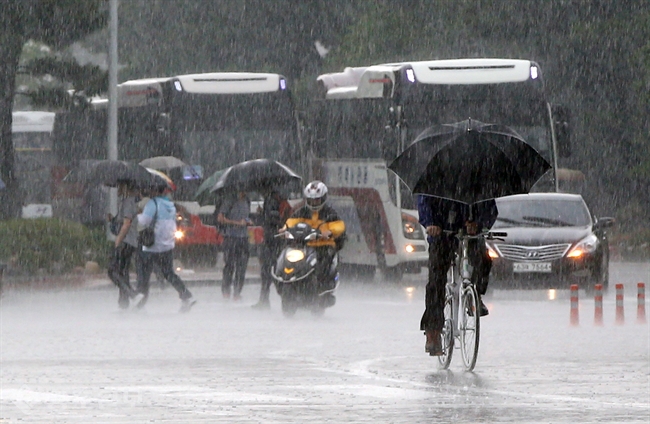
[272,222,339,317]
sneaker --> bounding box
[425,330,443,356]
[479,298,489,316]
[131,292,146,309]
[222,292,231,300]
[251,300,270,310]
[232,294,242,302]
[180,297,197,313]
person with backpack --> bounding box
[134,185,196,312]
[217,190,252,301]
[251,188,292,310]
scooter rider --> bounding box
[284,181,346,301]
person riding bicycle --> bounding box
[284,181,346,303]
[418,195,498,356]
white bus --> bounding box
[52,72,303,263]
[312,58,572,281]
[12,111,56,218]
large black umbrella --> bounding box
[88,160,169,190]
[209,159,302,196]
[388,119,551,205]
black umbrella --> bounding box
[88,160,169,190]
[388,119,551,205]
[209,159,301,196]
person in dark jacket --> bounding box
[417,195,498,356]
[217,191,252,301]
[107,181,140,309]
[252,189,292,310]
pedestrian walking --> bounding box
[107,181,140,309]
[217,190,252,301]
[135,185,196,312]
[252,189,292,310]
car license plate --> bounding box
[513,262,552,273]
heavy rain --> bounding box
[0,1,648,422]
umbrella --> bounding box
[388,119,551,205]
[88,160,168,190]
[194,168,227,205]
[209,159,301,196]
[145,168,176,191]
[139,156,187,171]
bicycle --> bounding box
[437,229,507,371]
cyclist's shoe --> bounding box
[425,330,443,356]
[479,298,489,316]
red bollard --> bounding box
[637,283,646,324]
[615,283,625,325]
[570,284,579,326]
[594,284,604,326]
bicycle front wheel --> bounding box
[460,285,480,371]
[437,294,454,369]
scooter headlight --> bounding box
[285,250,305,263]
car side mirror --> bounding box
[594,217,615,230]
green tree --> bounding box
[0,0,107,219]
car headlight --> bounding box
[285,249,305,263]
[175,229,185,240]
[567,234,599,258]
[402,213,424,240]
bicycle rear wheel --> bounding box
[437,293,454,369]
[460,284,480,371]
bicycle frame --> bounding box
[438,229,506,371]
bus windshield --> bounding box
[311,98,396,160]
[171,92,301,175]
[403,82,553,163]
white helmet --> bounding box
[303,180,328,211]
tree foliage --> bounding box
[0,0,107,219]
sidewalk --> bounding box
[2,259,262,292]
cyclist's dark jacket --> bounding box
[417,195,498,243]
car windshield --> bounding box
[493,197,592,228]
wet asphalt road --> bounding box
[1,262,648,423]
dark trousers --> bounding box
[315,246,337,291]
[420,236,491,332]
[108,243,136,305]
[259,239,283,302]
[137,249,192,301]
[222,236,250,296]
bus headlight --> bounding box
[402,213,424,240]
[567,234,599,259]
[285,250,305,263]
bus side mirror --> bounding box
[552,104,571,157]
[155,112,170,134]
[386,106,398,130]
